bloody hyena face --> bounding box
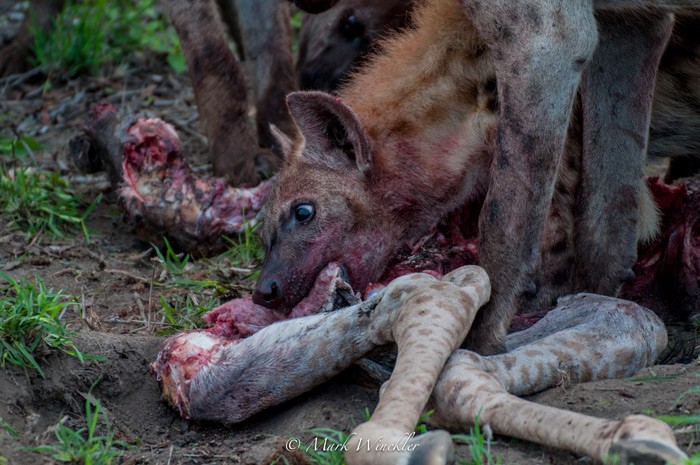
[297,0,413,92]
[252,92,394,312]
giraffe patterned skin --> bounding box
[153,266,686,464]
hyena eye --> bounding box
[340,14,364,40]
[293,204,315,224]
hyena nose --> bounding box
[252,278,286,311]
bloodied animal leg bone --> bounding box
[153,265,684,464]
[79,103,271,256]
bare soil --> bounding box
[0,23,699,465]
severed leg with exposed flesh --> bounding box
[77,103,271,256]
[152,265,686,465]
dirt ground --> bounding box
[0,7,699,465]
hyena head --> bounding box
[252,92,396,312]
[297,0,412,92]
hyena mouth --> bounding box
[152,261,361,415]
[189,262,360,342]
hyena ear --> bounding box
[269,124,295,159]
[286,91,372,174]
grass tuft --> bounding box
[222,222,265,268]
[0,273,93,378]
[453,416,502,465]
[26,394,129,465]
[0,417,18,438]
[158,294,217,335]
[301,428,349,465]
[31,0,185,78]
[152,237,192,277]
[0,165,100,240]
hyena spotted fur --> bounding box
[254,0,699,353]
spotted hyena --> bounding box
[254,0,700,354]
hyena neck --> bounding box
[340,0,498,244]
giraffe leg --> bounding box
[155,267,491,428]
[431,294,687,465]
[345,266,491,465]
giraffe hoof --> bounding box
[407,430,455,465]
[609,439,688,465]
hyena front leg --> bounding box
[574,12,674,294]
[432,294,687,465]
[163,0,278,185]
[460,0,598,354]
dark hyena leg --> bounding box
[460,0,598,354]
[163,0,275,185]
[232,0,297,155]
[574,12,673,295]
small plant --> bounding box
[0,417,18,438]
[0,273,92,378]
[302,427,350,465]
[648,376,700,434]
[453,416,502,465]
[168,277,228,294]
[654,413,700,432]
[0,165,100,240]
[27,394,129,465]
[31,0,185,78]
[415,410,434,434]
[686,450,700,465]
[0,134,41,158]
[220,222,265,272]
[158,294,217,335]
[152,237,192,277]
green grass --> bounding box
[0,417,18,438]
[648,376,700,434]
[299,428,349,465]
[655,413,700,432]
[453,417,502,465]
[152,227,265,334]
[216,222,265,282]
[30,0,185,79]
[687,451,700,465]
[153,237,192,277]
[0,164,100,240]
[0,273,94,378]
[0,134,41,159]
[26,394,129,465]
[222,222,265,268]
[158,294,217,335]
